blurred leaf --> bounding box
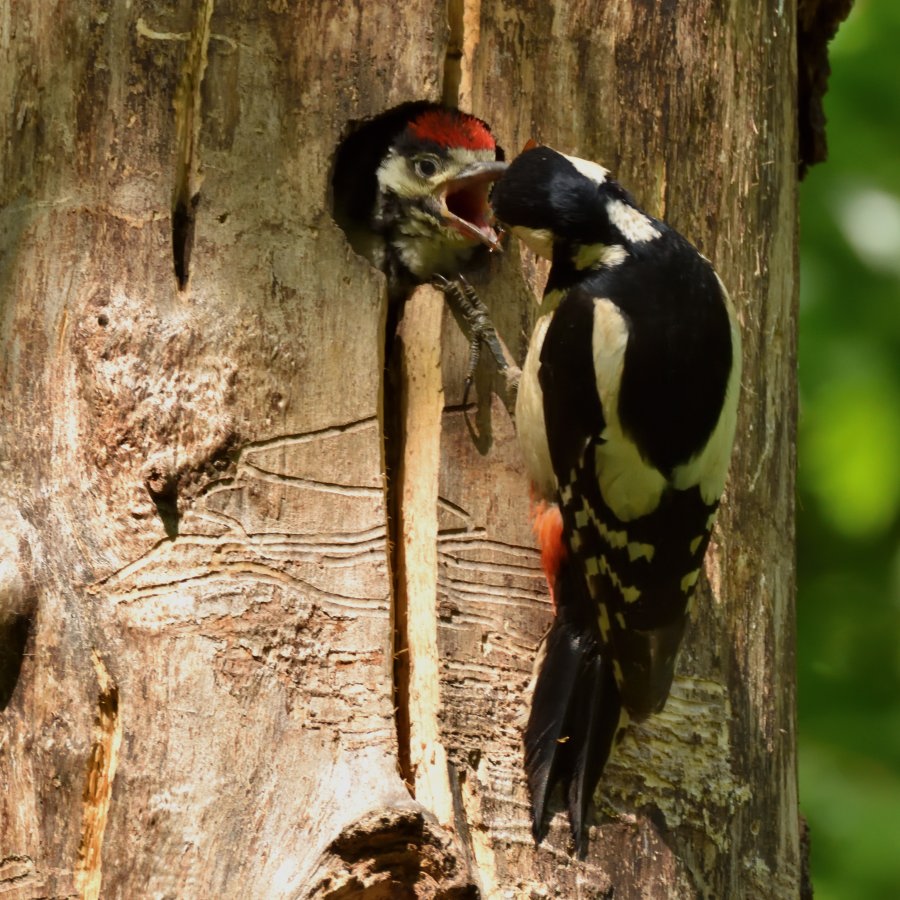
[833,185,900,277]
[798,1,900,896]
[802,370,900,536]
[801,740,900,899]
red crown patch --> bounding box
[408,109,496,151]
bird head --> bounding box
[490,145,617,259]
[374,107,507,273]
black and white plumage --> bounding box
[332,103,511,393]
[331,102,507,301]
[491,146,741,852]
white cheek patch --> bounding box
[606,198,661,243]
[377,147,498,199]
[376,151,419,198]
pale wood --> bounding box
[395,286,456,828]
[431,1,801,896]
[0,1,799,897]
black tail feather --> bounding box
[524,556,622,851]
[564,653,620,854]
[524,616,585,842]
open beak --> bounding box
[434,160,508,251]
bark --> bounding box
[797,0,855,174]
[1,1,799,898]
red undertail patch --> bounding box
[531,499,566,614]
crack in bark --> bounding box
[107,564,380,611]
[172,192,199,290]
[385,300,414,791]
[73,653,122,900]
[443,0,465,106]
[385,289,454,816]
[442,0,481,108]
[0,614,31,711]
[171,0,214,290]
[236,416,380,452]
[380,0,489,866]
[239,462,383,497]
[0,511,36,710]
[0,855,38,889]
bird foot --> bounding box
[433,275,510,406]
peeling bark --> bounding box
[797,0,854,174]
[1,1,800,897]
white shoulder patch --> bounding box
[606,198,661,243]
[561,152,609,186]
[591,298,666,520]
[590,297,629,415]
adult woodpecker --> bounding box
[332,103,509,387]
[490,146,742,852]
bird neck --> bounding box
[377,191,476,283]
[541,190,666,296]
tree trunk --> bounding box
[1,1,798,898]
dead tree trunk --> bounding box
[1,1,798,897]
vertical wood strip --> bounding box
[396,285,455,827]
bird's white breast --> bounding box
[516,314,555,500]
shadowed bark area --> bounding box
[1,1,807,897]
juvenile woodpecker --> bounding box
[332,101,509,383]
[491,146,741,852]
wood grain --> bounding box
[0,0,800,896]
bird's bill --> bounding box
[436,161,508,251]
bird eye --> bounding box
[414,156,441,179]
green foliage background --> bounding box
[798,2,900,896]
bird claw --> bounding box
[433,275,509,405]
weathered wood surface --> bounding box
[422,2,800,896]
[1,1,798,897]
